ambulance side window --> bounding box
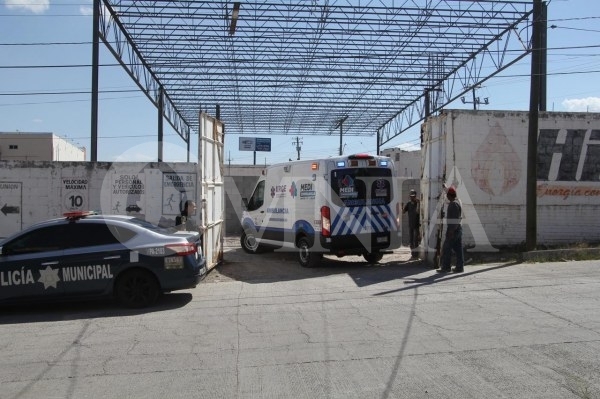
[247,180,265,211]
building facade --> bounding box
[380,147,421,178]
[0,132,86,161]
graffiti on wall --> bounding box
[472,126,600,199]
[471,123,522,196]
[538,129,600,182]
[537,128,600,199]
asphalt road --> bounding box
[1,240,599,399]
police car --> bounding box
[0,211,206,308]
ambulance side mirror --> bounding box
[241,198,249,209]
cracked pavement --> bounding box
[1,240,599,398]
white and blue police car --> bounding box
[0,211,206,308]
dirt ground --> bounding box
[203,236,420,284]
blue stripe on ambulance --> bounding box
[293,220,315,236]
[332,205,394,236]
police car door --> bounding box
[59,223,122,296]
[0,225,67,302]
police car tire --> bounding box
[297,237,321,268]
[364,252,384,264]
[241,230,260,254]
[115,269,160,308]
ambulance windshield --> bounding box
[330,168,392,207]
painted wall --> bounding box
[0,161,199,239]
[421,109,600,262]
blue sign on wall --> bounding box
[255,138,271,152]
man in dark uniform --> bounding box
[437,186,464,273]
[402,189,420,256]
[176,200,200,232]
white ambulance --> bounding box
[240,153,401,267]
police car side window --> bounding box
[2,225,66,255]
[64,223,135,249]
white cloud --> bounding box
[396,142,420,152]
[562,97,600,112]
[4,0,49,14]
[79,6,93,16]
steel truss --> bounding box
[97,0,534,149]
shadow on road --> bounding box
[209,245,428,287]
[0,293,193,324]
[372,260,522,296]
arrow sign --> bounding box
[1,204,20,216]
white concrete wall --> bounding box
[52,135,86,161]
[380,148,421,178]
[0,161,199,238]
[421,109,600,258]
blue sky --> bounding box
[1,0,599,164]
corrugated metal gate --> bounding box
[199,112,225,270]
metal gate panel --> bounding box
[199,112,225,270]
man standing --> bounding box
[176,200,199,232]
[402,189,420,256]
[437,186,464,273]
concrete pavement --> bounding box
[0,240,599,398]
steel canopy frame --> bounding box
[93,0,534,156]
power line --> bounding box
[2,69,600,100]
[0,89,141,96]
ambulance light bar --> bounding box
[348,154,373,160]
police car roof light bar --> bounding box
[63,211,97,220]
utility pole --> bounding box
[526,0,544,251]
[461,85,489,110]
[335,116,348,156]
[226,151,233,175]
[292,136,303,160]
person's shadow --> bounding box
[372,260,521,296]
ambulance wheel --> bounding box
[298,237,322,268]
[241,230,260,254]
[364,251,384,264]
[115,269,160,308]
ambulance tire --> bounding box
[363,251,384,264]
[297,237,322,268]
[241,230,260,254]
[115,269,160,308]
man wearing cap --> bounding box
[402,189,420,256]
[437,186,464,273]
